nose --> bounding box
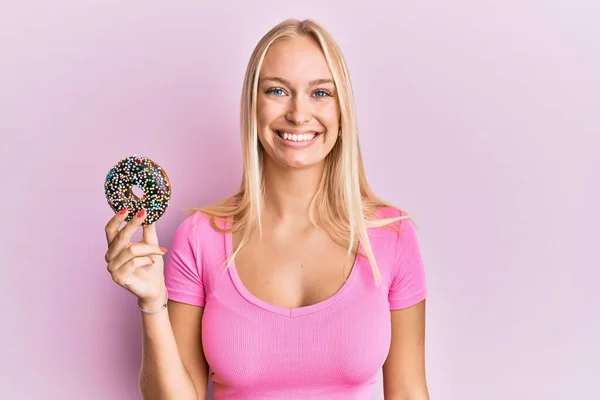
[285,95,312,124]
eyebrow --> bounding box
[260,76,335,87]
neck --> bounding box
[262,157,324,226]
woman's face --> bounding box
[257,36,340,170]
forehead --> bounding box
[260,36,333,82]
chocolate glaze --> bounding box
[104,155,171,225]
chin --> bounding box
[275,158,311,169]
[265,152,318,170]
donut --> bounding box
[104,155,171,225]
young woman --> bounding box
[104,19,429,400]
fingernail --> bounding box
[160,246,168,253]
[118,208,127,215]
[136,209,145,218]
[151,259,155,264]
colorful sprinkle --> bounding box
[103,155,171,225]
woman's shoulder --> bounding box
[368,205,418,247]
[172,209,228,242]
[371,205,412,230]
[373,205,407,219]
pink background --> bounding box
[2,1,598,399]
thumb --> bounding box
[142,222,159,246]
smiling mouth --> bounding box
[274,130,323,142]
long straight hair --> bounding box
[190,19,412,286]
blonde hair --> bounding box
[189,18,412,286]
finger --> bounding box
[105,208,129,246]
[111,255,154,288]
[107,243,166,274]
[142,222,159,246]
[105,209,148,262]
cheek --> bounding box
[316,102,340,130]
[256,103,284,151]
[256,100,270,128]
[258,113,286,145]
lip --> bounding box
[273,128,322,135]
[272,129,323,148]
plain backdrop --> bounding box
[1,1,598,399]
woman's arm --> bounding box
[138,295,208,400]
[382,300,429,400]
[167,301,210,398]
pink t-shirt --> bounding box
[164,207,427,400]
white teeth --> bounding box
[280,132,316,142]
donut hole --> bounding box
[129,185,146,201]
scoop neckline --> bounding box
[224,217,362,318]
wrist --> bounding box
[138,286,167,312]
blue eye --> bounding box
[266,88,285,96]
[313,90,331,98]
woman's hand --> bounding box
[104,208,168,311]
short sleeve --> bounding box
[164,212,205,307]
[388,216,427,310]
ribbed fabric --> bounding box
[164,207,427,399]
